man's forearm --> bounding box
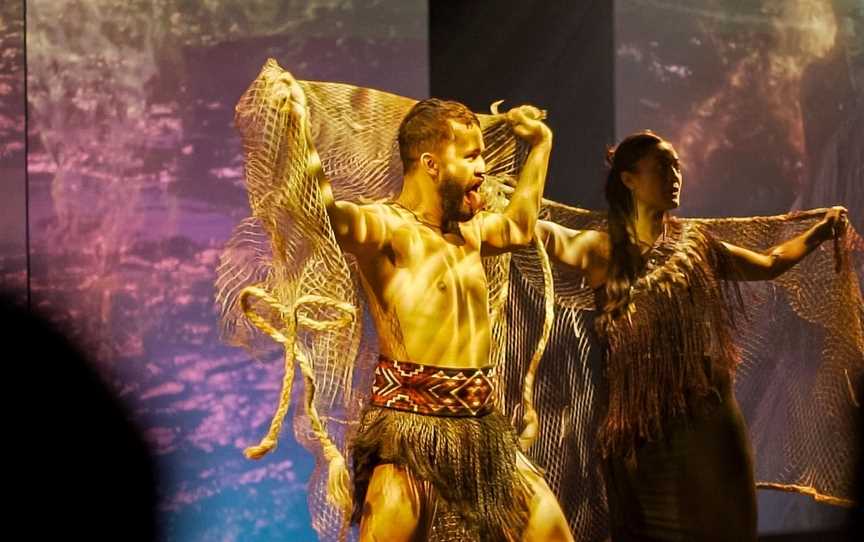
[504,140,552,235]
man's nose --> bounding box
[476,156,486,176]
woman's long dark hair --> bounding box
[600,131,664,324]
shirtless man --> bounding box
[281,72,573,541]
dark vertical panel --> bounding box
[431,0,615,209]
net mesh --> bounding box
[217,59,864,541]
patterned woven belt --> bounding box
[370,356,497,417]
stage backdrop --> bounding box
[23,1,427,540]
[0,1,26,305]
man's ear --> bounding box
[420,152,438,178]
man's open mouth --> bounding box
[465,180,484,209]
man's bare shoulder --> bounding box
[341,199,403,226]
[328,199,404,255]
[352,198,394,213]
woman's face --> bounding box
[624,142,682,212]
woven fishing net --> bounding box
[217,59,863,541]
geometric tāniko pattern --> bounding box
[371,356,497,417]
